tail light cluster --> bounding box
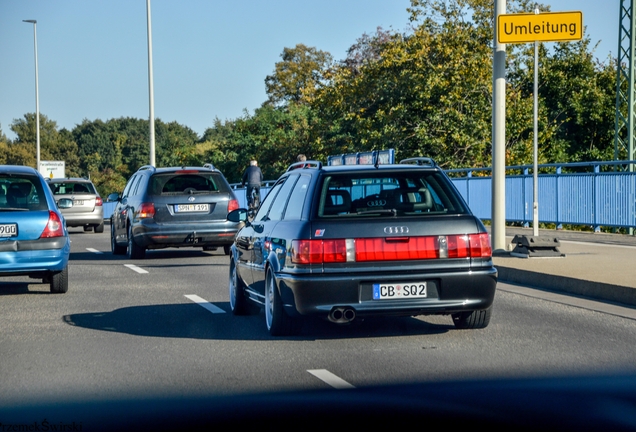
[136,202,156,219]
[40,211,65,238]
[228,199,239,213]
[95,197,103,206]
[291,233,491,264]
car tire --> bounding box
[94,221,104,233]
[451,306,492,329]
[127,225,145,259]
[223,245,230,255]
[229,259,258,315]
[111,222,126,255]
[265,268,298,336]
[49,265,68,294]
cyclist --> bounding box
[242,159,263,209]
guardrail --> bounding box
[102,161,636,231]
[448,161,636,231]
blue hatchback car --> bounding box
[0,165,71,293]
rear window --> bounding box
[317,171,469,218]
[0,175,48,211]
[149,172,228,195]
[49,181,96,195]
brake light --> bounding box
[291,239,347,264]
[469,232,492,257]
[136,202,155,219]
[228,199,239,212]
[40,211,65,238]
[175,170,199,174]
[95,197,103,206]
[291,233,491,264]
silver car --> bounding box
[47,178,104,233]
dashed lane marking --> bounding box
[185,294,226,314]
[124,264,149,274]
[307,369,355,389]
[86,248,103,254]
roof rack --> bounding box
[286,160,323,172]
[137,165,156,172]
[203,163,216,170]
[399,157,437,167]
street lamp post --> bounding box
[23,19,40,172]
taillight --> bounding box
[291,239,347,264]
[136,203,155,219]
[469,232,492,257]
[291,233,491,264]
[228,199,239,212]
[40,211,65,238]
[95,197,103,206]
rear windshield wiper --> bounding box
[0,207,29,212]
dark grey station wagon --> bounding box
[228,157,497,336]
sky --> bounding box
[0,0,620,141]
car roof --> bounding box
[0,165,40,175]
[284,161,441,177]
[48,177,93,182]
[136,165,220,175]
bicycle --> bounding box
[246,185,260,218]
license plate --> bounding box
[373,282,427,300]
[73,200,84,205]
[175,204,210,213]
[0,223,17,238]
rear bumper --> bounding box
[63,209,104,227]
[133,220,240,249]
[275,267,497,318]
[0,237,70,276]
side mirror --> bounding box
[107,192,120,202]
[57,198,73,209]
[227,208,248,223]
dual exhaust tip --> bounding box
[329,307,356,324]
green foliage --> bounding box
[9,113,81,176]
[265,44,333,106]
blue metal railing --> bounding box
[448,161,636,230]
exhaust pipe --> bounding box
[328,307,356,324]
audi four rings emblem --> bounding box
[384,226,409,234]
[188,196,196,202]
[367,199,387,207]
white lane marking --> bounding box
[124,264,149,274]
[86,248,103,254]
[307,369,355,389]
[184,294,226,314]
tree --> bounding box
[265,44,333,106]
[9,113,81,175]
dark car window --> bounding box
[0,175,47,211]
[253,179,285,222]
[149,173,225,195]
[49,181,96,195]
[267,175,298,221]
[318,171,469,218]
[283,175,310,220]
[122,174,138,198]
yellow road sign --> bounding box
[498,11,582,44]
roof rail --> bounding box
[203,163,216,170]
[286,160,323,172]
[137,165,156,172]
[399,157,437,167]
